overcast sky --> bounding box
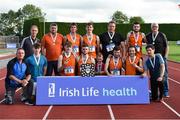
[0,0,180,23]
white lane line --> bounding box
[0,87,22,104]
[169,77,180,85]
[168,66,180,72]
[42,105,53,120]
[107,105,115,120]
[161,101,180,118]
[0,77,5,81]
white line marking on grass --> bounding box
[161,101,180,118]
[107,105,115,120]
[42,105,53,120]
[169,77,180,85]
[168,66,180,72]
[0,87,22,104]
[0,77,5,81]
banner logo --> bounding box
[48,83,55,97]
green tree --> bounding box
[111,10,129,24]
[0,10,18,35]
[0,4,45,35]
[20,4,45,21]
[129,16,145,24]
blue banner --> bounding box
[36,76,149,105]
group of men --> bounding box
[4,20,169,105]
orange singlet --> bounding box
[128,32,143,58]
[61,53,76,76]
[125,56,140,75]
[66,33,81,56]
[77,55,93,75]
[109,56,122,75]
[82,34,97,58]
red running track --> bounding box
[0,59,179,119]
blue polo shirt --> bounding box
[26,54,47,82]
[5,58,30,88]
[144,54,164,80]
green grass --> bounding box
[142,41,180,62]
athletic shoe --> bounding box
[24,100,34,106]
[163,95,170,98]
[4,99,13,105]
[21,96,27,102]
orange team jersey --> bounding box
[128,32,144,58]
[66,33,81,56]
[77,55,93,75]
[41,33,63,61]
[109,57,122,75]
[125,56,141,75]
[61,53,76,76]
[82,34,97,58]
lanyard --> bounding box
[82,55,89,64]
[133,31,139,45]
[86,34,93,44]
[97,63,102,72]
[129,56,136,64]
[149,56,156,69]
[50,33,57,44]
[152,32,159,43]
[33,54,41,66]
[108,32,115,42]
[113,56,119,69]
[64,52,71,58]
[30,36,37,45]
[70,33,76,43]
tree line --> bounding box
[0,4,145,36]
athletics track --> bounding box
[0,54,179,119]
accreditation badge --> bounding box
[80,63,95,77]
[73,46,79,53]
[106,43,115,52]
[111,69,120,75]
[135,45,140,52]
[64,67,74,74]
[89,46,95,52]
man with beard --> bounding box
[77,43,95,76]
[41,23,64,76]
[126,22,146,58]
[105,46,123,76]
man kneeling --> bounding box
[4,48,33,105]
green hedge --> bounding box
[23,19,180,41]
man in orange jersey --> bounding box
[105,46,123,76]
[124,46,143,75]
[64,23,82,57]
[41,23,64,76]
[58,41,76,76]
[77,43,95,75]
[126,22,146,58]
[82,22,100,59]
[99,21,125,62]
